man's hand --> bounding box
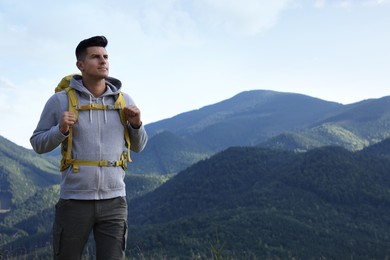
[124,105,142,129]
[60,111,76,134]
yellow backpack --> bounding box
[55,74,131,173]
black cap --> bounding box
[75,36,108,60]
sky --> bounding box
[0,0,389,148]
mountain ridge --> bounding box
[146,90,344,138]
[140,90,390,174]
[1,124,390,258]
[3,89,390,176]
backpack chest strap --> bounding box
[77,103,123,111]
[63,151,128,173]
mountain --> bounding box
[0,136,59,211]
[125,140,390,259]
[262,96,390,151]
[2,89,390,258]
[0,133,389,258]
[19,90,390,175]
[136,90,345,174]
[133,90,390,175]
[145,90,343,148]
[260,124,369,151]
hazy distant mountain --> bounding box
[132,90,390,174]
[146,90,343,147]
[262,96,390,151]
[136,90,345,174]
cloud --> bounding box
[363,0,390,5]
[339,0,353,8]
[0,77,19,113]
[0,77,15,89]
[127,0,292,38]
[194,0,292,35]
[0,76,54,148]
[0,0,291,59]
[313,0,390,8]
[136,0,197,39]
[0,0,294,148]
[314,0,326,8]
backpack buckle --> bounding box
[107,161,116,167]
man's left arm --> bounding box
[124,104,148,152]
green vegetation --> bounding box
[1,135,390,258]
[130,131,211,175]
[0,170,168,259]
[0,136,59,209]
[122,144,390,259]
[1,91,390,258]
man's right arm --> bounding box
[30,94,68,154]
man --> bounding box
[30,36,148,259]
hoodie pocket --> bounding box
[62,166,99,192]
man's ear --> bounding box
[76,60,84,71]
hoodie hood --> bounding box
[70,74,122,97]
[69,75,123,124]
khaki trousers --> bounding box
[53,197,128,260]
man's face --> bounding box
[77,46,109,79]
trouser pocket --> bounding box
[53,222,63,256]
[122,220,128,251]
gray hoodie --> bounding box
[30,75,148,200]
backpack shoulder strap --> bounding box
[59,88,132,172]
[114,92,127,124]
[114,92,132,163]
[60,87,79,171]
[65,87,79,118]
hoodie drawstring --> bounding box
[89,95,93,123]
[85,96,110,124]
[102,97,107,123]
